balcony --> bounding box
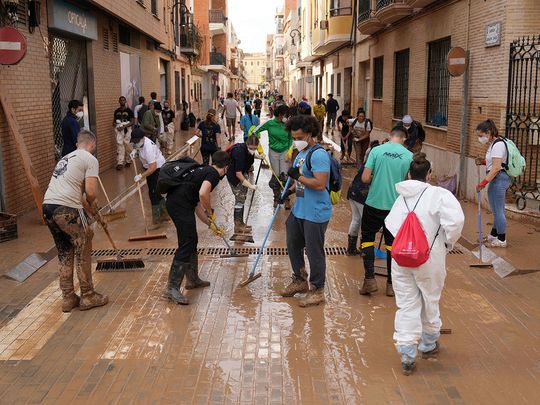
[179,26,200,57]
[375,0,412,25]
[274,69,284,79]
[209,10,227,35]
[209,52,226,66]
[357,8,383,35]
[406,0,436,7]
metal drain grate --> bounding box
[448,249,464,255]
[147,247,176,256]
[91,248,143,257]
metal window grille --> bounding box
[330,0,352,16]
[426,37,450,126]
[112,32,119,52]
[337,73,342,96]
[103,28,109,50]
[505,35,540,193]
[357,0,371,22]
[394,49,409,119]
[376,0,394,10]
[151,0,157,16]
[373,56,384,99]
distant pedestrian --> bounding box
[61,99,84,157]
[398,115,425,153]
[298,97,311,115]
[113,96,135,170]
[130,128,167,229]
[141,101,162,142]
[313,100,326,142]
[349,109,372,167]
[221,92,243,142]
[475,119,511,248]
[240,105,260,141]
[253,96,263,118]
[337,110,353,161]
[161,100,175,155]
[359,126,413,298]
[385,153,464,375]
[325,94,340,135]
[279,114,332,307]
[196,109,222,165]
[43,129,109,312]
[133,96,148,127]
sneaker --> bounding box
[62,293,80,313]
[401,361,416,376]
[484,235,497,243]
[421,341,440,359]
[359,278,378,295]
[79,291,109,311]
[299,288,325,307]
[386,283,395,297]
[490,239,507,248]
[115,164,123,170]
[279,278,308,297]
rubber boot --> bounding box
[359,278,378,295]
[149,205,162,230]
[346,235,360,256]
[185,255,210,290]
[163,260,189,305]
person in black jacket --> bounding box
[325,94,340,135]
[399,115,425,153]
[61,100,84,157]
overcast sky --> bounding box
[228,0,283,53]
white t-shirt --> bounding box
[347,118,372,131]
[224,98,239,118]
[139,137,166,169]
[134,104,143,120]
[486,139,508,172]
[44,149,99,209]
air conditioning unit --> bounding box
[320,20,328,30]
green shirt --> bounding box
[365,142,413,210]
[256,118,292,153]
[141,109,160,136]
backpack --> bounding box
[347,165,370,205]
[351,118,372,137]
[414,121,426,142]
[493,138,526,177]
[306,145,343,205]
[157,156,201,194]
[392,188,440,268]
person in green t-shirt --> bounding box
[255,104,293,207]
[358,126,413,298]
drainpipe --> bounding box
[350,0,358,112]
[458,0,472,198]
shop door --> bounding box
[49,33,88,160]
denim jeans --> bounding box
[487,172,511,235]
[348,200,364,236]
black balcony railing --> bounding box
[210,52,226,66]
[376,0,396,10]
[357,9,372,22]
[209,10,227,25]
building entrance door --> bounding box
[49,33,88,160]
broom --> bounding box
[469,190,493,268]
[94,212,145,271]
[128,159,167,242]
[98,176,126,222]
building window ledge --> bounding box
[137,0,146,9]
[424,124,448,132]
[153,14,160,21]
[372,98,383,102]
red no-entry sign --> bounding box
[0,27,27,65]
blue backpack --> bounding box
[306,144,343,193]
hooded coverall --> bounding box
[385,180,464,364]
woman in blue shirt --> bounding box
[240,105,259,141]
[278,114,332,308]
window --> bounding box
[251,62,253,66]
[394,49,409,119]
[336,73,342,96]
[330,0,352,16]
[331,74,335,94]
[373,56,384,99]
[151,0,157,16]
[426,37,450,126]
[119,25,131,46]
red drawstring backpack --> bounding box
[392,188,440,268]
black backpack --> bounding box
[347,165,370,205]
[157,156,201,194]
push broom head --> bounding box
[96,257,145,271]
[128,233,167,241]
[102,210,127,222]
[238,272,262,287]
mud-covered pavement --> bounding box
[1,115,540,404]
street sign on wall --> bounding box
[0,27,27,65]
[485,22,502,47]
[48,0,98,40]
[447,46,468,77]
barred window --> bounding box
[373,56,384,99]
[330,0,352,16]
[394,49,409,119]
[337,73,342,96]
[426,37,450,126]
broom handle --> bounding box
[95,213,119,253]
[249,177,292,278]
[244,160,263,224]
[132,159,150,235]
[97,176,112,206]
[477,164,484,262]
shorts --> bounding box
[226,117,236,127]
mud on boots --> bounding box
[163,260,189,305]
[42,129,109,313]
[359,126,413,297]
[384,153,464,376]
[225,136,259,234]
[130,127,167,230]
[164,150,231,304]
[281,115,333,308]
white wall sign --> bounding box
[485,22,501,48]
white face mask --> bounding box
[76,111,84,119]
[294,140,308,152]
[133,141,143,150]
[247,148,256,155]
[478,136,489,145]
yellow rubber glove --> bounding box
[287,147,293,160]
[209,222,224,237]
[257,143,264,155]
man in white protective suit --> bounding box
[385,153,465,376]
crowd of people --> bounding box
[46,87,517,376]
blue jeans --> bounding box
[487,172,511,235]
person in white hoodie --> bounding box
[385,153,464,376]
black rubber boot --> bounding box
[346,235,359,256]
[234,206,251,233]
[163,260,189,305]
[185,255,210,290]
